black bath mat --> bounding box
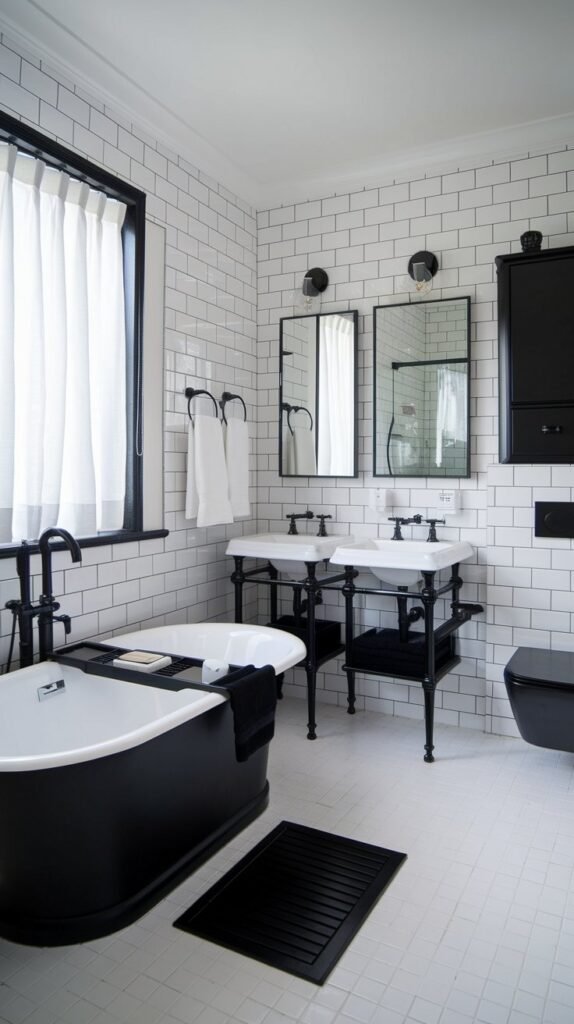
[174,821,406,984]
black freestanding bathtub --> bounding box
[0,661,269,946]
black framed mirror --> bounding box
[373,297,471,477]
[279,310,358,477]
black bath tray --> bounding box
[267,616,343,665]
[51,641,240,696]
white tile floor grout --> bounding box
[0,700,573,1024]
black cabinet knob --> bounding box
[541,425,562,434]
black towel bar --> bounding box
[185,387,218,419]
[220,391,247,425]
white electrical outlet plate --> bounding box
[369,488,388,512]
[436,489,460,514]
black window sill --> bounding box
[0,529,169,560]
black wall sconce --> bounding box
[294,267,329,313]
[408,250,438,295]
[303,267,329,297]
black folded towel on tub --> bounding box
[216,664,277,762]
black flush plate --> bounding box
[534,502,574,538]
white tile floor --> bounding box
[0,700,573,1024]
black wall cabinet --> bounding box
[497,246,574,463]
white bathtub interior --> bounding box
[0,661,225,772]
[114,623,306,674]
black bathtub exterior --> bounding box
[0,700,269,945]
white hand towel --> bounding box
[195,415,234,527]
[293,427,317,475]
[282,430,294,475]
[225,418,250,518]
[185,419,198,519]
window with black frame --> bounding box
[0,111,146,550]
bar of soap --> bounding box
[112,650,172,673]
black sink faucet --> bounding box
[425,518,445,542]
[316,514,332,537]
[286,511,314,535]
[38,528,82,661]
[403,514,423,526]
[388,516,408,540]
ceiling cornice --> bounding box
[2,9,574,213]
[258,111,574,209]
[0,9,260,209]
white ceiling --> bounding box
[1,0,574,208]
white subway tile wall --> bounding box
[3,30,574,738]
[0,31,260,669]
[257,131,574,737]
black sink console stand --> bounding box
[341,563,482,762]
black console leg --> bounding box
[343,565,357,716]
[231,556,245,623]
[346,669,356,714]
[421,570,438,763]
[304,562,318,740]
[306,664,317,740]
[276,672,284,700]
[423,683,435,763]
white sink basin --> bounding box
[226,532,353,578]
[330,538,474,587]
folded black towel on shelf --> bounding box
[349,628,452,676]
[216,663,277,762]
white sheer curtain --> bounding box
[0,142,127,543]
[317,314,354,475]
[435,366,467,467]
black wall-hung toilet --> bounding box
[504,647,574,753]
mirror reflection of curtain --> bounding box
[435,367,467,467]
[317,315,354,475]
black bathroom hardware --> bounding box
[386,516,405,540]
[534,501,574,538]
[282,402,314,434]
[185,386,218,419]
[287,511,314,535]
[391,356,467,371]
[316,515,332,537]
[5,542,34,669]
[220,391,247,425]
[404,514,423,526]
[384,516,421,540]
[425,518,445,542]
[5,528,81,669]
[38,528,81,661]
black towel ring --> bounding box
[185,387,218,420]
[220,391,247,425]
[282,402,314,435]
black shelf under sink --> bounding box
[344,627,459,684]
[267,615,343,666]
